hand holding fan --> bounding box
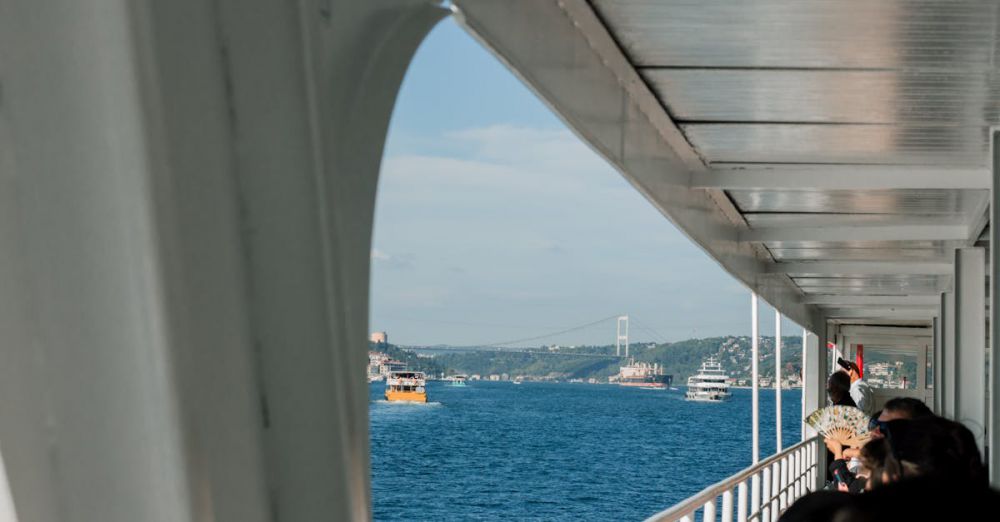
[805,405,871,448]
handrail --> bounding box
[644,436,822,522]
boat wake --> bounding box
[372,400,442,407]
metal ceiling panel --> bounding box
[591,0,1000,70]
[730,189,988,215]
[682,124,990,165]
[745,214,967,228]
[643,69,1000,125]
[769,248,951,262]
[793,275,944,288]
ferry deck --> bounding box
[1,1,999,521]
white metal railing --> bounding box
[644,436,822,522]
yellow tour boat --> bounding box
[385,371,427,403]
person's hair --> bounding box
[860,417,986,488]
[882,397,933,419]
[827,371,851,404]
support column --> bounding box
[752,293,760,464]
[775,311,783,453]
[803,331,827,430]
[990,128,1000,486]
[0,1,446,521]
[933,314,942,414]
[943,291,957,418]
[955,247,987,453]
[801,328,808,442]
[803,324,828,491]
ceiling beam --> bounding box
[740,225,969,242]
[839,325,934,337]
[803,295,941,306]
[822,307,937,319]
[769,261,952,276]
[692,165,989,190]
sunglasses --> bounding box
[869,418,890,433]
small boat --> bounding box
[447,375,468,387]
[385,371,427,403]
[512,377,523,385]
[685,357,731,402]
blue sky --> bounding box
[370,19,802,347]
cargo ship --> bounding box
[617,359,672,388]
[385,371,427,403]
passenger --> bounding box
[826,372,856,408]
[862,417,986,488]
[785,416,998,521]
[838,359,873,416]
[826,397,933,492]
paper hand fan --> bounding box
[805,405,871,448]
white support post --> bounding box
[722,489,734,522]
[751,474,761,522]
[990,128,1000,487]
[0,1,446,520]
[802,332,824,438]
[761,467,771,522]
[704,500,717,522]
[933,314,942,413]
[955,247,987,453]
[775,311,783,452]
[770,462,780,521]
[737,481,748,522]
[943,291,957,418]
[801,328,807,442]
[752,293,760,464]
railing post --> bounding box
[751,474,760,522]
[738,480,748,522]
[722,489,734,522]
[770,463,779,521]
[811,439,822,492]
[798,450,804,500]
[779,459,788,517]
[704,499,717,522]
[761,467,770,521]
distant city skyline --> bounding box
[370,19,802,347]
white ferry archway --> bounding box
[0,1,447,521]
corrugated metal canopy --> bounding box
[453,0,999,327]
[586,0,999,324]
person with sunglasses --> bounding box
[826,398,933,493]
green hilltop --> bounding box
[372,335,807,383]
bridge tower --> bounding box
[616,315,629,357]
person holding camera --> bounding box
[838,357,873,417]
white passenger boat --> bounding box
[685,357,731,402]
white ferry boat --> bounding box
[685,357,731,402]
[385,371,427,403]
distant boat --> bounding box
[385,371,427,403]
[685,357,731,402]
[617,359,672,389]
[447,375,468,387]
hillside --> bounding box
[381,335,804,383]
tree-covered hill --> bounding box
[375,335,805,383]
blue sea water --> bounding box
[371,381,802,521]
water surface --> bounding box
[371,381,801,521]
